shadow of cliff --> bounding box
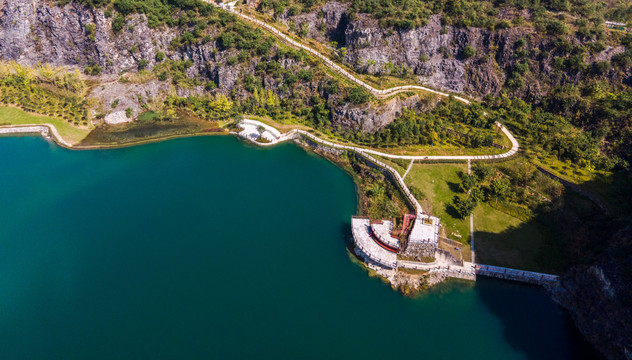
[472,170,632,359]
[474,278,604,360]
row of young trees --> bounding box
[451,161,561,219]
[0,62,88,125]
[165,93,235,121]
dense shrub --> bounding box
[346,86,372,104]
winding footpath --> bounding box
[212,1,519,161]
[211,1,472,102]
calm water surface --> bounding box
[0,136,597,359]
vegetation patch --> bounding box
[0,62,90,127]
[79,111,223,146]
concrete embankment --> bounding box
[0,125,73,148]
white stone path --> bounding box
[402,159,415,180]
[208,1,520,160]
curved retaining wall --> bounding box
[0,124,73,148]
[352,218,398,268]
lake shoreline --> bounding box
[1,121,442,294]
[0,123,232,150]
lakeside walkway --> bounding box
[237,120,519,162]
[475,264,560,286]
[238,120,560,287]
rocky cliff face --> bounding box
[0,0,414,131]
[0,0,172,73]
[280,3,624,100]
[554,224,632,360]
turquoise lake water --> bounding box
[0,135,599,359]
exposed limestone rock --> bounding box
[0,0,175,73]
[332,95,440,132]
[278,1,350,45]
[89,79,172,121]
[104,111,131,125]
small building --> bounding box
[400,214,440,261]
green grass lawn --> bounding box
[0,105,90,145]
[404,162,570,273]
[405,163,470,242]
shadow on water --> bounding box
[475,278,603,360]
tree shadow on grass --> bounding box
[445,201,464,220]
[447,180,462,194]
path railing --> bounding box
[475,264,560,285]
[209,1,472,103]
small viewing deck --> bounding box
[352,217,398,269]
[352,217,561,287]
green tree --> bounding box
[347,86,372,104]
[454,195,477,218]
[339,47,348,64]
[257,125,266,138]
[112,15,126,33]
[459,173,478,192]
[473,163,492,181]
[138,59,149,70]
[462,45,476,59]
[298,23,309,38]
[490,177,510,200]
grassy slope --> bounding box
[405,162,567,272]
[0,106,90,145]
[405,163,470,240]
